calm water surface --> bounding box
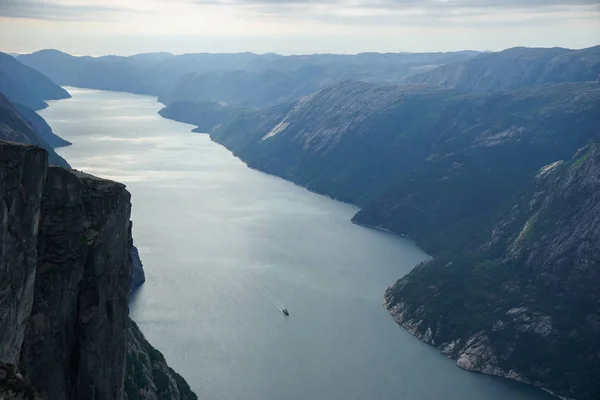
[42,87,554,400]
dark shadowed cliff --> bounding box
[0,139,197,400]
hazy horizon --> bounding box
[1,0,599,56]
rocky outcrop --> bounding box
[130,244,146,293]
[384,144,600,400]
[0,140,196,400]
[124,319,197,400]
[0,363,38,400]
[0,143,47,365]
[20,167,132,400]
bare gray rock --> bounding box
[20,167,132,400]
[0,142,47,365]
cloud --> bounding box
[0,0,149,21]
[186,0,600,25]
[0,0,597,30]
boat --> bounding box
[282,308,289,316]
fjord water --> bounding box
[42,88,553,400]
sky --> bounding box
[0,0,599,55]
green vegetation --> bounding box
[386,144,600,400]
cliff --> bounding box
[0,143,47,365]
[130,244,146,293]
[384,144,600,400]
[124,320,197,400]
[20,166,132,399]
[0,140,196,400]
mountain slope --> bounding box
[18,49,478,107]
[384,144,600,400]
[14,103,71,148]
[0,51,70,110]
[194,81,600,216]
[0,93,69,167]
[408,45,600,93]
[162,80,600,398]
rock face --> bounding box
[0,363,38,400]
[0,140,196,400]
[20,167,132,400]
[384,144,600,400]
[130,244,146,293]
[124,320,197,400]
[0,143,47,364]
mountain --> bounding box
[158,100,250,133]
[0,93,69,167]
[0,51,70,110]
[14,103,71,148]
[18,49,479,107]
[408,45,600,93]
[0,140,197,400]
[161,79,600,398]
[172,80,599,213]
[384,144,600,400]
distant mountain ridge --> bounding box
[0,51,70,110]
[408,46,600,93]
[0,93,69,167]
[17,49,480,107]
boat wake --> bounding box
[254,280,286,312]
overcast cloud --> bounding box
[0,0,598,55]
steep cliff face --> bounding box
[124,320,197,400]
[384,144,600,400]
[0,363,38,400]
[130,244,146,293]
[0,140,197,400]
[0,143,47,365]
[20,167,132,400]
